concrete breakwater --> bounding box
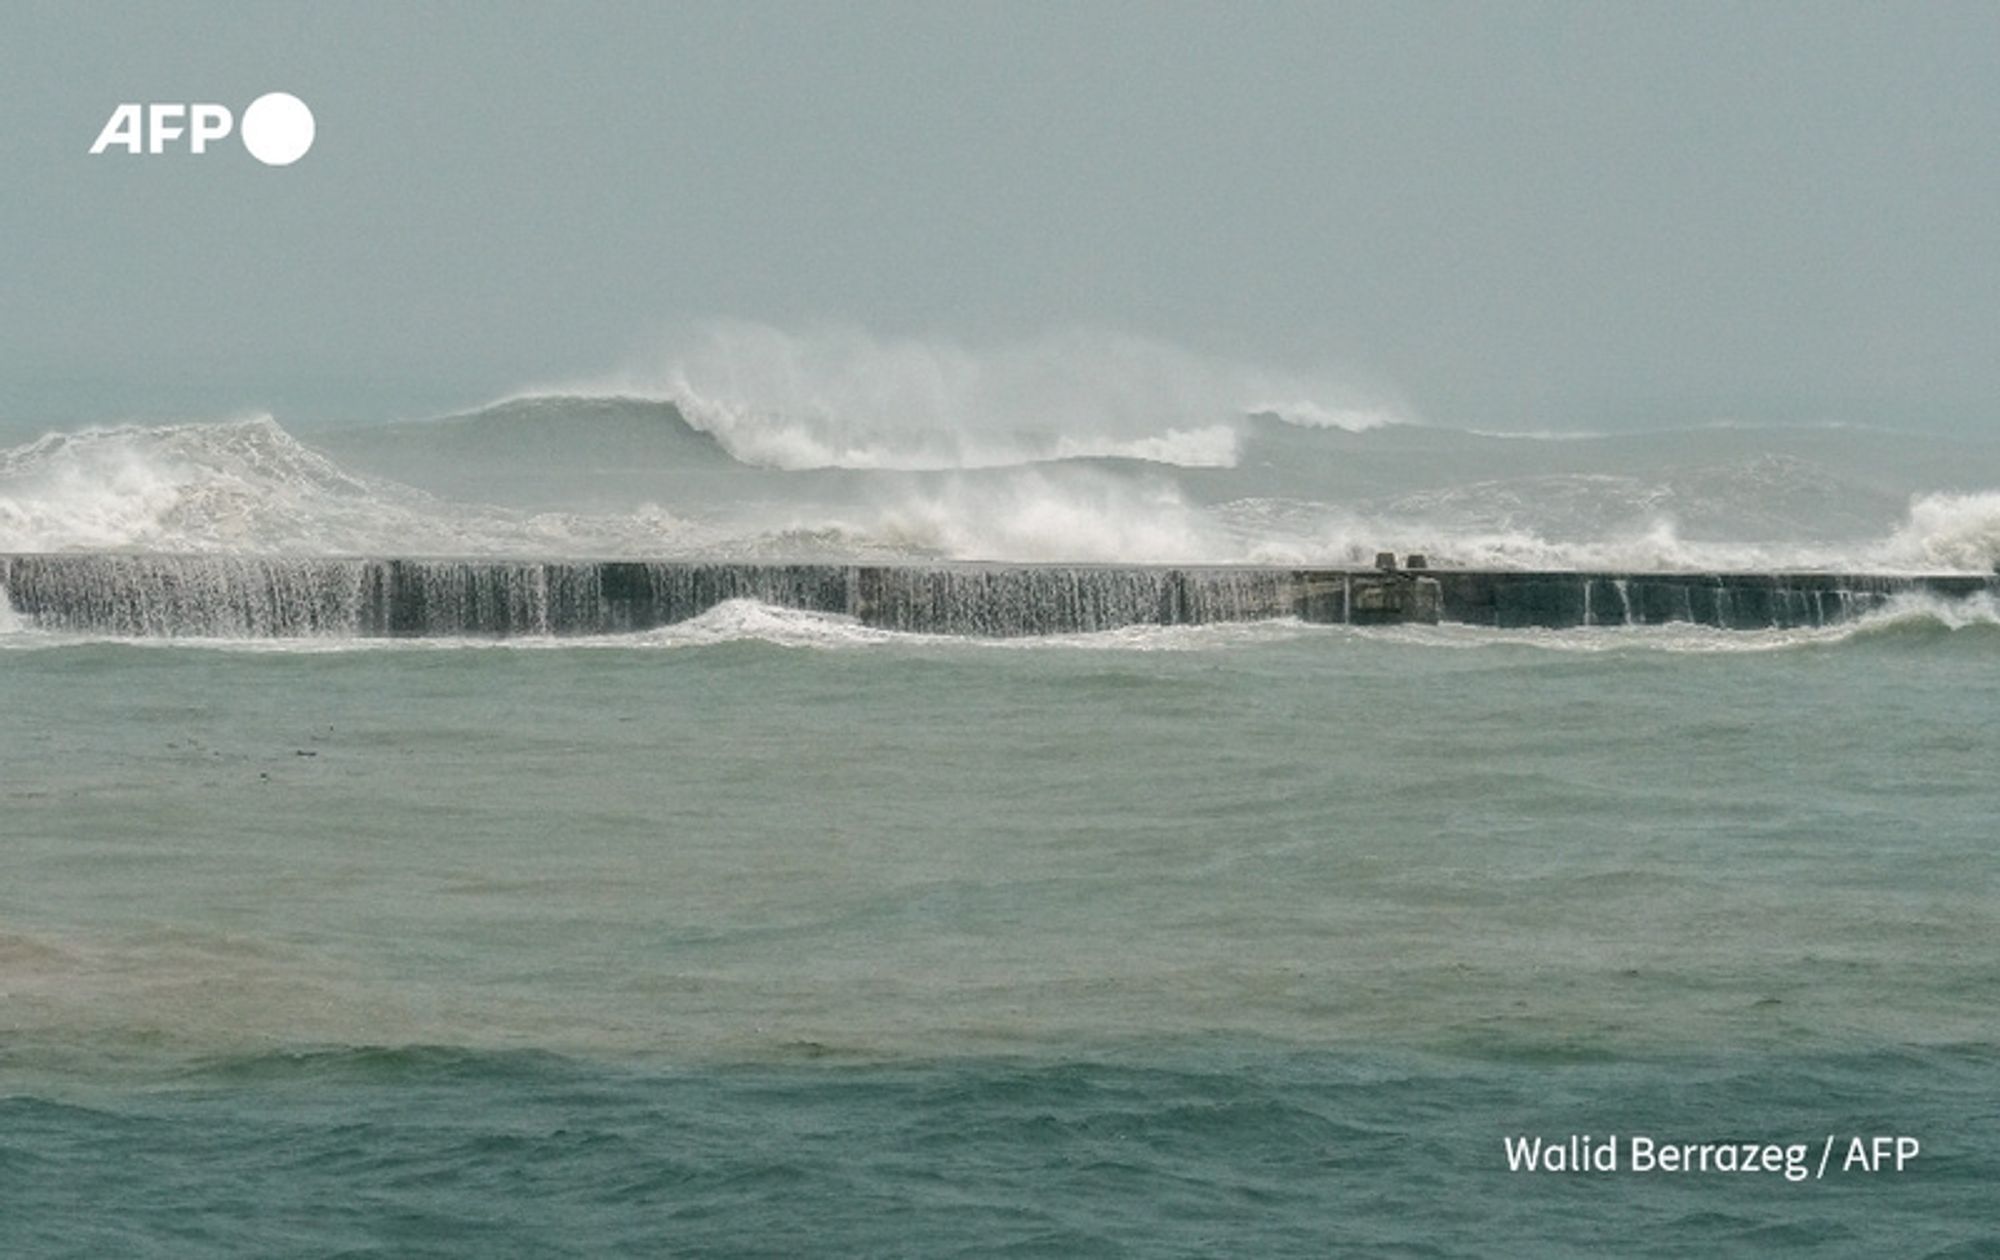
[0,554,1992,638]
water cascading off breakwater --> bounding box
[0,554,1992,639]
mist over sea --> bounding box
[2,336,1996,1256]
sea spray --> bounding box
[7,413,2000,571]
[522,321,1407,469]
[1884,491,2000,571]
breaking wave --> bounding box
[815,471,1226,565]
[1219,496,2000,574]
[8,591,1996,656]
[0,416,716,559]
[1361,591,2000,655]
[3,410,1999,571]
[0,415,388,553]
[523,321,1405,469]
[1883,492,2000,571]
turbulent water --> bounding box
[4,397,2000,569]
[2,393,1997,1255]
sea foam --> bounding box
[524,321,1406,470]
[4,408,2000,572]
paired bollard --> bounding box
[1374,552,1428,572]
[1351,552,1443,624]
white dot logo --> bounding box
[239,92,315,166]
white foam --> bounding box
[1880,492,2000,572]
[5,589,1994,658]
[851,470,1230,564]
[984,617,1319,652]
[1252,398,1400,432]
[0,599,1304,655]
[0,415,448,555]
[1048,423,1241,467]
[622,601,1313,653]
[0,415,1243,562]
[1225,495,2000,574]
[1354,591,2000,654]
[1226,500,1797,571]
[623,599,901,649]
[4,412,1998,574]
[1846,589,2000,634]
[0,416,721,559]
[529,321,1408,470]
[1356,620,1858,655]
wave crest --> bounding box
[0,415,705,558]
[4,412,1998,571]
[0,415,391,553]
[1883,492,2000,571]
[855,471,1225,564]
[533,321,1406,470]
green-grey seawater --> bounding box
[2,615,1995,1255]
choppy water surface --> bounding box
[3,621,1995,1255]
[3,383,1998,1254]
[5,398,2000,570]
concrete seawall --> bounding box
[0,554,1991,638]
[1427,570,1993,629]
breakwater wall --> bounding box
[0,554,1991,638]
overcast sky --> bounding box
[3,1,1997,431]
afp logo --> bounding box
[89,92,315,166]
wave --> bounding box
[0,414,385,553]
[0,593,1311,654]
[825,470,1227,564]
[521,321,1407,470]
[0,412,1342,564]
[9,591,1995,657]
[320,394,738,474]
[602,600,1318,653]
[1883,492,2000,571]
[1841,589,2000,638]
[5,412,2000,571]
[1347,591,2000,654]
[0,415,725,559]
[330,394,1246,482]
[1219,497,2000,573]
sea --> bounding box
[2,375,1997,1256]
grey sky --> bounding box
[3,0,1997,431]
